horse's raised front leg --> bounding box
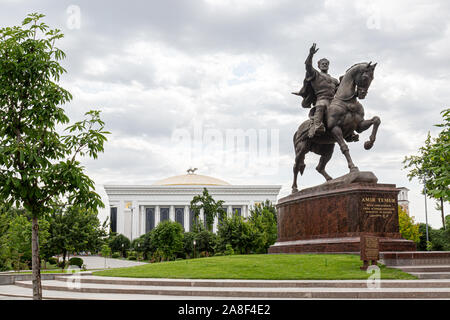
[356,116,381,150]
[330,126,358,172]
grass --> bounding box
[93,254,416,280]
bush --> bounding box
[195,230,217,256]
[68,257,84,268]
[152,221,184,260]
[398,206,421,244]
[216,215,258,254]
[248,200,278,253]
[140,231,157,260]
[47,257,58,265]
[224,244,234,256]
[111,252,120,259]
[108,234,131,257]
[127,251,137,260]
[183,232,196,258]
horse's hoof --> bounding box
[292,187,298,193]
[364,141,374,150]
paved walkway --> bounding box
[71,255,147,270]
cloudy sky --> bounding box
[1,0,448,228]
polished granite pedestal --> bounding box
[269,173,416,253]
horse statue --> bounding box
[292,61,380,193]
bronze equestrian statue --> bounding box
[291,43,380,193]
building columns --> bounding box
[184,205,189,232]
[155,205,160,227]
[117,201,125,235]
[131,201,139,241]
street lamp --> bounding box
[423,176,430,245]
[137,243,141,261]
[193,239,196,259]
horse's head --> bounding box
[354,62,377,99]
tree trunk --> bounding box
[31,216,42,300]
[62,250,67,270]
[441,197,446,230]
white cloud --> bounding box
[1,0,449,228]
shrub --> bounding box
[152,221,184,260]
[398,206,421,244]
[224,244,234,256]
[183,232,196,258]
[140,231,157,260]
[108,234,131,257]
[216,215,258,254]
[195,230,217,256]
[47,257,58,265]
[111,252,120,259]
[248,200,278,253]
[151,249,164,263]
[68,257,84,268]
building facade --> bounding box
[398,187,410,215]
[103,172,281,241]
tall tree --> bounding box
[248,200,278,253]
[45,205,108,265]
[0,13,109,299]
[397,206,421,244]
[190,188,226,232]
[403,108,449,229]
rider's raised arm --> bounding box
[305,43,318,78]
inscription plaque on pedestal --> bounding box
[360,234,379,270]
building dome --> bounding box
[153,172,230,186]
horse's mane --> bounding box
[345,62,367,73]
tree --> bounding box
[194,230,217,257]
[137,231,157,260]
[0,206,13,270]
[248,200,278,253]
[7,214,50,271]
[417,219,450,251]
[398,206,421,244]
[190,188,226,232]
[45,205,108,265]
[403,109,449,229]
[216,214,258,254]
[108,233,131,258]
[0,14,109,299]
[151,220,184,260]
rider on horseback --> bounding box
[293,43,340,138]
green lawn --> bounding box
[93,254,416,280]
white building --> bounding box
[398,187,410,215]
[102,171,281,241]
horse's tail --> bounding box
[293,119,311,154]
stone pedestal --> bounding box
[269,176,416,254]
